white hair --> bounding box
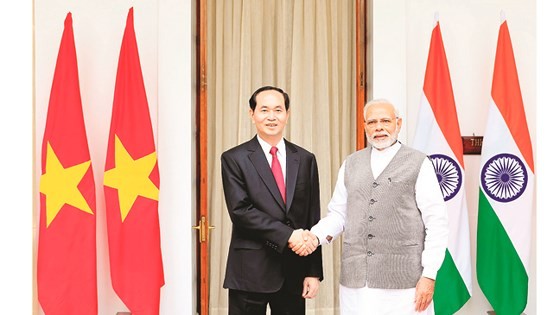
[363,99,401,120]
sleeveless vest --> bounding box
[340,144,427,289]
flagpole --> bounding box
[500,10,506,23]
[433,11,439,27]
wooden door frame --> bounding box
[195,1,367,314]
[356,0,367,150]
[195,0,209,315]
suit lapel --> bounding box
[285,141,299,212]
[247,137,286,209]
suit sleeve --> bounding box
[306,154,324,280]
[221,152,294,253]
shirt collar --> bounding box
[256,135,286,156]
[371,140,401,157]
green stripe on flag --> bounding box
[477,189,528,315]
[434,249,470,315]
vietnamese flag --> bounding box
[103,7,164,314]
[38,12,97,315]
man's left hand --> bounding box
[302,277,320,299]
[414,277,435,312]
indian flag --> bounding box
[476,20,534,315]
[413,21,472,314]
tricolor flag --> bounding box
[412,21,472,314]
[38,12,97,314]
[476,20,534,315]
[104,8,164,314]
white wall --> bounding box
[0,2,33,314]
[33,1,195,314]
[536,2,560,313]
[372,0,536,314]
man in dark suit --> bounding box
[221,86,323,315]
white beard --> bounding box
[367,133,397,150]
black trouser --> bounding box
[228,286,305,315]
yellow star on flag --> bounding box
[40,142,94,227]
[104,135,159,222]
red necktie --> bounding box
[270,146,286,203]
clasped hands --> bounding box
[288,229,319,256]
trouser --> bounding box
[228,286,305,315]
[340,285,434,315]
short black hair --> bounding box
[249,86,290,111]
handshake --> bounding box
[288,229,319,256]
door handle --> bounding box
[192,216,215,242]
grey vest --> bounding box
[340,144,427,289]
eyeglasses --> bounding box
[365,117,398,127]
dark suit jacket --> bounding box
[221,136,323,294]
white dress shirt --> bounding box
[256,135,287,184]
[311,142,448,280]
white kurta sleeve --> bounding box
[416,157,449,280]
[311,161,348,245]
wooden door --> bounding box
[194,1,367,314]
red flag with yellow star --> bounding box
[38,12,97,315]
[104,8,164,314]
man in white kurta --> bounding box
[306,99,448,315]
